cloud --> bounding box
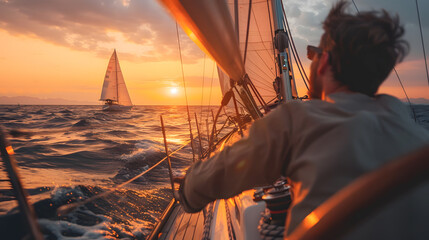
[0,0,427,86]
[0,0,202,62]
[283,0,429,87]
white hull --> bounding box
[102,104,132,111]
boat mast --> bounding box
[271,0,297,101]
[114,49,119,103]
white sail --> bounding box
[216,0,277,109]
[226,0,277,105]
[159,0,277,111]
[159,0,245,83]
[100,50,132,106]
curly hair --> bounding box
[320,0,409,96]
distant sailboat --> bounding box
[99,49,133,111]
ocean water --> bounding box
[0,105,228,239]
[0,103,428,239]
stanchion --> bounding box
[0,127,43,240]
[206,119,210,151]
[211,109,217,137]
[194,113,203,161]
[160,115,176,198]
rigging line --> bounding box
[351,0,359,13]
[243,0,253,65]
[266,0,278,75]
[57,140,192,216]
[351,1,416,122]
[248,47,277,65]
[290,40,309,90]
[175,22,196,162]
[234,0,239,41]
[394,69,417,121]
[246,58,277,80]
[235,95,247,110]
[245,81,274,92]
[176,22,191,111]
[248,47,278,52]
[228,87,247,110]
[415,0,429,86]
[254,48,277,76]
[252,7,277,72]
[244,73,274,90]
[247,76,269,110]
[246,68,277,89]
[266,96,279,105]
[231,87,244,136]
[237,0,266,5]
[281,3,309,89]
[200,54,207,123]
[207,61,216,124]
[247,78,274,93]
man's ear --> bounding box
[317,52,330,75]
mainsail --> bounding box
[99,50,132,106]
[222,0,278,105]
[160,0,289,114]
[159,0,245,83]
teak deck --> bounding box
[158,204,205,240]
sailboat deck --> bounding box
[158,204,205,240]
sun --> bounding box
[170,87,178,95]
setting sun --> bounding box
[170,87,178,95]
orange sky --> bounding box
[0,0,427,105]
[0,29,224,105]
[1,27,427,105]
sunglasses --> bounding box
[307,45,323,60]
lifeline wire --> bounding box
[176,21,196,162]
[281,2,310,90]
[267,0,278,75]
[57,140,191,216]
[243,0,253,65]
[206,61,216,124]
[200,54,206,126]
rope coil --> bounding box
[258,210,285,240]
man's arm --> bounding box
[178,105,293,212]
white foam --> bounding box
[39,218,113,240]
[120,140,162,162]
[51,186,85,204]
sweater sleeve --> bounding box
[179,105,292,212]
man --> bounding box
[175,1,429,239]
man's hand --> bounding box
[173,176,185,201]
[173,176,185,185]
[171,175,200,213]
